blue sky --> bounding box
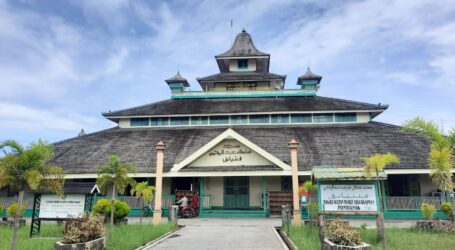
[0,0,454,145]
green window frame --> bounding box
[290,114,312,123]
[150,117,169,126]
[170,117,190,126]
[230,115,248,124]
[313,113,334,123]
[249,114,270,124]
[130,118,149,126]
[271,114,289,124]
[210,116,229,125]
[191,116,208,125]
[335,113,357,122]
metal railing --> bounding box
[0,196,34,209]
[385,196,444,210]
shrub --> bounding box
[62,213,105,244]
[6,203,26,218]
[93,199,130,219]
[325,218,362,246]
[421,203,436,220]
[440,202,453,220]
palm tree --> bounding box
[131,181,155,224]
[363,153,400,250]
[402,117,455,200]
[0,140,64,250]
[96,155,136,237]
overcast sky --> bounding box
[0,0,454,145]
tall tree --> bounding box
[363,153,400,250]
[402,117,455,200]
[131,181,155,224]
[96,155,136,237]
[0,140,64,250]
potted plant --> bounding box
[7,203,26,227]
[323,218,371,250]
[417,203,436,230]
[55,213,105,250]
[93,198,130,224]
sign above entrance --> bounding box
[190,139,273,167]
[39,194,86,219]
[319,183,378,212]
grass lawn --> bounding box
[0,222,177,250]
[287,225,455,250]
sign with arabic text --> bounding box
[319,184,378,212]
[190,139,273,167]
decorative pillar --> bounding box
[289,139,302,225]
[153,140,165,225]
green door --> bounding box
[224,177,249,209]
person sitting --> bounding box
[177,195,188,208]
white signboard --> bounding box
[39,194,85,219]
[320,184,378,212]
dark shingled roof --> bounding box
[298,67,322,81]
[102,96,387,120]
[196,72,286,88]
[165,71,190,87]
[51,122,430,174]
[197,72,285,83]
[216,29,269,58]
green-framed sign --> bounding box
[317,181,379,212]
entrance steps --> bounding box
[200,209,267,218]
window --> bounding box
[150,117,169,126]
[335,113,357,122]
[130,118,149,126]
[230,115,248,124]
[210,116,229,125]
[271,114,289,124]
[290,114,312,123]
[191,116,208,125]
[238,59,248,69]
[313,113,334,123]
[249,115,270,124]
[170,117,189,126]
[281,176,292,191]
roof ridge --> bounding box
[53,127,119,145]
[103,99,171,117]
[369,121,401,129]
[317,96,388,109]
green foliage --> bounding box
[440,202,453,219]
[7,203,26,218]
[0,139,65,195]
[402,118,454,192]
[131,181,155,204]
[62,213,105,244]
[309,202,319,219]
[96,155,136,196]
[420,203,436,220]
[325,218,362,246]
[362,153,400,179]
[303,180,317,193]
[93,199,130,219]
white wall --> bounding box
[204,177,224,207]
[118,119,130,128]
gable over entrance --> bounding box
[171,128,291,173]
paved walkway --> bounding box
[148,218,286,250]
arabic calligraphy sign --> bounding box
[319,184,378,212]
[190,139,273,167]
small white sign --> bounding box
[39,194,85,219]
[320,184,378,212]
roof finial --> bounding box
[78,129,86,137]
[242,27,246,32]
